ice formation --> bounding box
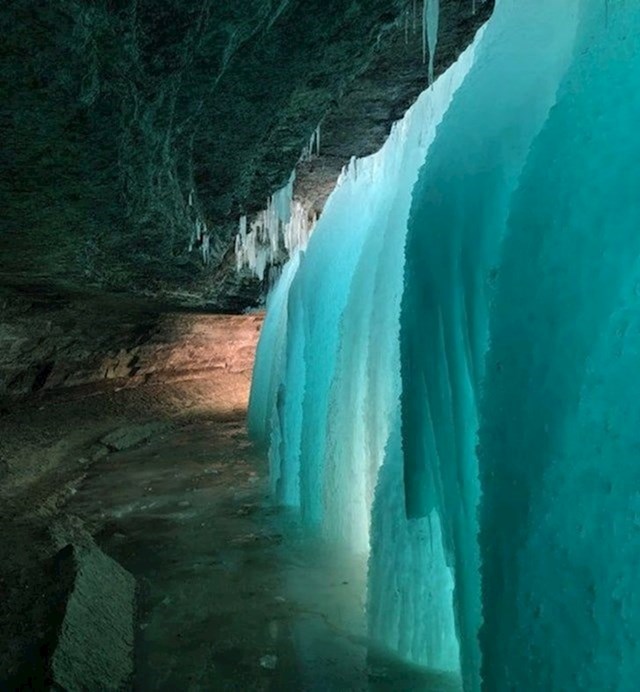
[300,125,321,162]
[248,0,640,689]
[401,1,579,687]
[186,192,214,265]
[235,124,322,280]
[424,0,439,83]
[235,172,316,280]
[249,29,480,671]
[476,3,640,690]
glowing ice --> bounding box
[477,3,640,689]
[248,2,640,689]
[235,172,315,280]
[248,27,481,672]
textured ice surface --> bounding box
[249,1,640,689]
[400,1,579,687]
[248,252,300,448]
[249,30,479,671]
[477,3,640,689]
[368,417,459,672]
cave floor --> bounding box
[67,415,459,691]
[1,381,460,691]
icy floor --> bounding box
[67,415,460,691]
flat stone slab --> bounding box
[100,422,170,453]
[50,540,136,691]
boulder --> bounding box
[48,540,136,691]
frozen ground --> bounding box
[68,414,460,690]
[1,375,458,690]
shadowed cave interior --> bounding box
[2,1,640,691]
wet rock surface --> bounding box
[0,316,261,686]
[100,422,172,453]
[49,539,136,692]
[0,352,459,690]
[0,285,262,402]
[0,1,491,309]
[0,517,136,690]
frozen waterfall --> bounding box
[247,0,640,689]
[249,28,480,675]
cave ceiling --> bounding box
[1,0,491,311]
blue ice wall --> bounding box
[366,40,481,672]
[249,0,640,688]
[248,251,301,495]
[400,1,578,687]
[251,35,478,549]
[248,21,480,672]
[477,3,640,689]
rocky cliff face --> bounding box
[0,285,262,404]
[1,1,491,310]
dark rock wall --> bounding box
[1,0,408,299]
[0,285,262,403]
[1,1,491,308]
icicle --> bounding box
[405,8,409,45]
[201,232,210,264]
[300,125,322,162]
[234,172,317,278]
[425,0,440,84]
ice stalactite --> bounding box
[236,123,322,280]
[424,0,439,84]
[235,172,316,280]
[186,192,215,265]
[300,125,321,162]
[401,1,579,688]
[477,3,640,690]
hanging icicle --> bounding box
[235,172,317,279]
[424,0,440,84]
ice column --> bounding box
[249,23,482,674]
[400,0,579,688]
[477,3,640,689]
[248,251,301,447]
